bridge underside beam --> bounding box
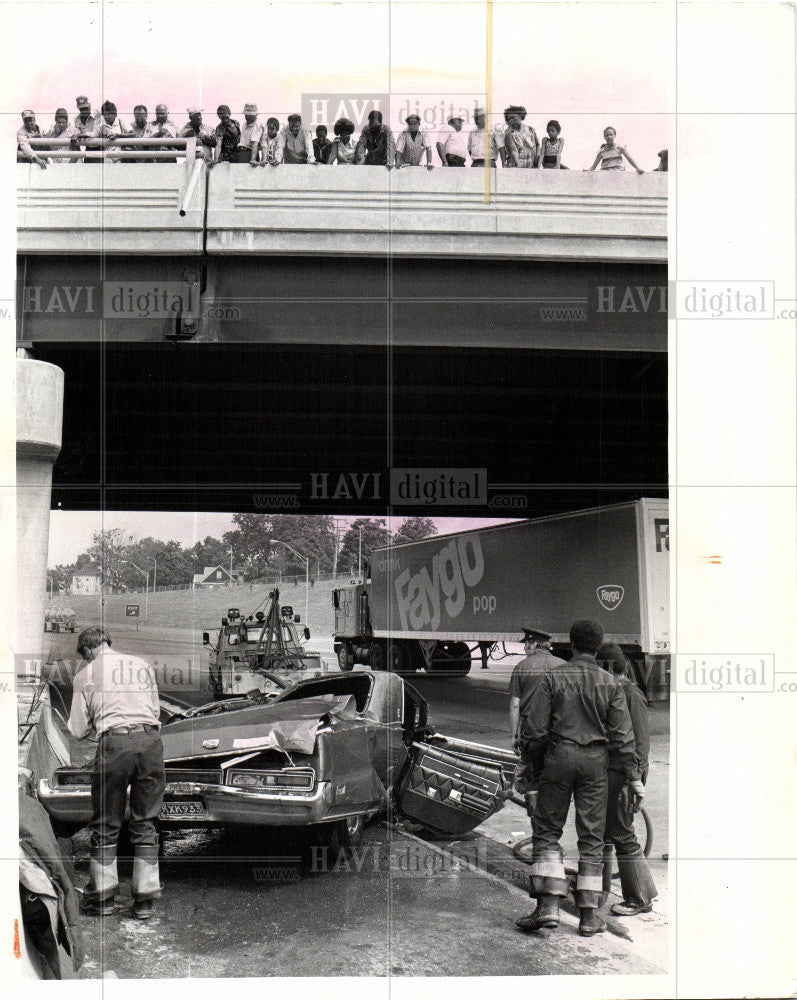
[18,255,666,351]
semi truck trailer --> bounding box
[333,499,669,692]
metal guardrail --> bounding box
[20,136,198,163]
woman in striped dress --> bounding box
[504,107,538,168]
[587,126,644,173]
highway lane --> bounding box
[39,623,669,975]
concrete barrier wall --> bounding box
[17,162,205,254]
[19,163,666,262]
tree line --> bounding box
[48,515,437,592]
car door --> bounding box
[395,688,516,837]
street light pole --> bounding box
[271,540,309,625]
[152,556,157,595]
[228,547,233,588]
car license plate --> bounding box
[159,800,205,819]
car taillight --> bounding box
[54,769,92,786]
[226,768,315,791]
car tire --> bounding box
[337,643,354,671]
[342,813,365,847]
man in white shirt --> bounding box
[236,103,263,162]
[468,106,499,167]
[278,113,314,164]
[73,95,97,132]
[436,113,468,166]
[17,110,48,169]
[68,627,164,919]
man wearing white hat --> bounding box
[73,96,97,132]
[17,110,48,169]
[436,112,468,166]
[468,107,498,168]
[236,103,262,162]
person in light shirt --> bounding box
[253,117,282,165]
[326,117,357,165]
[395,114,433,169]
[236,103,262,162]
[17,110,48,169]
[73,95,97,132]
[44,108,79,163]
[504,106,539,168]
[127,105,154,139]
[436,112,468,166]
[68,627,165,920]
[468,106,498,167]
[278,113,314,164]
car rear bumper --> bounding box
[37,778,371,828]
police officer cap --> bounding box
[522,628,551,643]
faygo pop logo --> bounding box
[596,584,625,612]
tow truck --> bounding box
[44,607,76,633]
[203,588,328,698]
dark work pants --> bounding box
[531,740,608,907]
[604,767,657,906]
[445,154,466,166]
[90,730,165,862]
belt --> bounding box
[551,736,606,749]
[102,723,160,736]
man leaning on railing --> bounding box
[179,106,217,162]
[17,110,48,170]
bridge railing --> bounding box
[19,136,198,163]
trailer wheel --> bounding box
[369,641,385,671]
[337,643,354,671]
[429,641,471,677]
[389,641,414,675]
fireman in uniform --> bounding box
[515,620,644,937]
[597,641,658,915]
[510,629,566,800]
[68,627,165,919]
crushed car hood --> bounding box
[162,694,356,761]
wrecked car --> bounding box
[37,671,516,845]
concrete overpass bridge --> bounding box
[16,159,667,517]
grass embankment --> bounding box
[52,578,344,637]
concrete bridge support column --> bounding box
[16,355,64,663]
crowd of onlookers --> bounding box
[17,96,668,173]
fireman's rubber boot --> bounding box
[516,892,560,932]
[611,849,657,916]
[578,907,607,937]
[131,852,163,919]
[83,855,119,916]
[600,842,614,910]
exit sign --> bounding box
[126,604,140,617]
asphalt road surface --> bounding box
[42,625,669,977]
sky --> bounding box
[2,0,671,171]
[47,511,521,568]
